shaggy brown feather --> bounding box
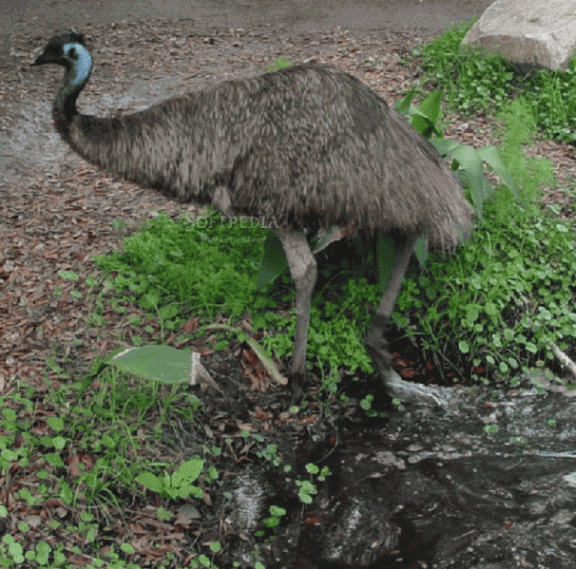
[38,33,472,248]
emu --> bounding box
[33,32,473,402]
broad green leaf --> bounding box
[109,345,192,384]
[47,417,64,432]
[444,143,488,215]
[432,138,461,158]
[397,90,443,137]
[417,90,443,126]
[477,145,520,201]
[264,516,280,528]
[410,91,444,137]
[256,231,288,290]
[410,113,436,138]
[394,86,417,115]
[172,458,204,487]
[136,472,164,493]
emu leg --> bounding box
[273,229,317,379]
[365,231,442,405]
[365,231,420,366]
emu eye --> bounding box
[67,46,77,59]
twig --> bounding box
[190,351,224,393]
[551,342,576,379]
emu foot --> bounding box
[366,321,452,408]
[374,358,451,407]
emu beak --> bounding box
[32,52,53,66]
[31,55,46,66]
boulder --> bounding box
[462,0,576,70]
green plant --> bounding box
[396,88,518,216]
[295,462,332,504]
[359,393,387,418]
[305,462,331,481]
[414,19,576,143]
[263,505,287,529]
[394,97,576,378]
[136,457,205,501]
[257,444,282,467]
[295,479,318,504]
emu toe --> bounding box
[365,323,451,407]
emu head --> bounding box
[32,32,88,69]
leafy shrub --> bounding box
[94,210,268,321]
[394,99,576,378]
[414,19,576,143]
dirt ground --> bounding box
[0,0,496,89]
[0,0,494,50]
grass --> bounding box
[93,210,268,324]
[4,21,576,569]
[93,211,378,390]
[1,371,213,568]
[413,19,576,143]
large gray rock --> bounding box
[462,0,576,70]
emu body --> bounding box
[33,32,473,399]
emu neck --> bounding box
[53,47,92,138]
